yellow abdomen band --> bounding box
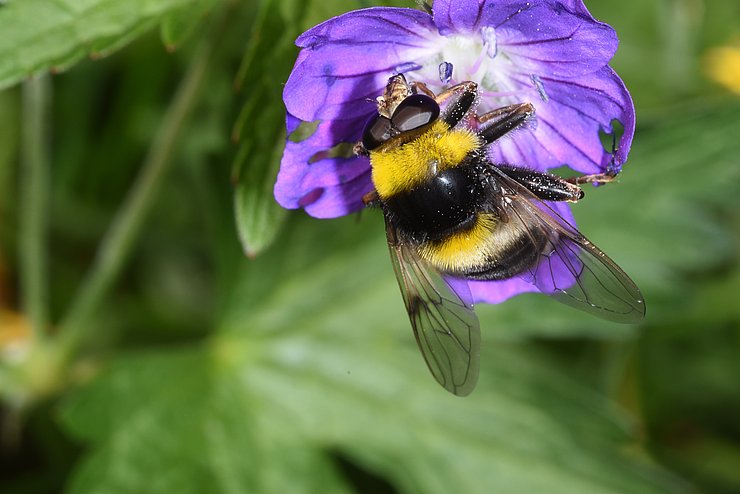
[417,215,498,272]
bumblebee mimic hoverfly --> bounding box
[354,75,645,396]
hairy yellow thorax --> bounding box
[369,120,481,199]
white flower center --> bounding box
[408,30,537,113]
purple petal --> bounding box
[297,7,434,48]
[468,276,539,304]
[468,201,577,304]
[275,114,373,217]
[488,65,635,174]
[433,1,617,77]
[302,170,374,218]
[277,0,635,226]
[446,276,476,306]
[432,0,486,35]
[284,52,392,122]
[491,2,617,78]
[285,113,302,135]
[551,0,600,18]
[284,8,437,122]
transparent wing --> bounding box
[385,214,481,396]
[488,166,646,323]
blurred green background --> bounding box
[1,0,739,492]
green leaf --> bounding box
[230,0,308,256]
[60,216,686,494]
[0,0,207,90]
[233,137,289,258]
[160,0,217,51]
[61,347,353,494]
[0,89,20,244]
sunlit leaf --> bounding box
[233,138,288,258]
[2,1,739,492]
[60,216,686,494]
[160,0,217,51]
[0,0,207,90]
[230,0,307,256]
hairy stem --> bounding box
[58,27,217,358]
[19,74,51,340]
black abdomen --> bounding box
[384,165,484,242]
[384,160,551,282]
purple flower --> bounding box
[275,0,634,304]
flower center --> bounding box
[408,31,538,113]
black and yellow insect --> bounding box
[355,75,645,396]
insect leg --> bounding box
[497,165,584,203]
[476,103,535,145]
[353,141,370,157]
[565,172,618,185]
[430,81,477,106]
[362,190,381,207]
[566,131,620,185]
[410,81,436,98]
[426,81,478,128]
[415,1,433,14]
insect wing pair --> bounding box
[362,75,645,396]
[385,154,645,397]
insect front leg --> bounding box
[362,190,381,207]
[565,172,618,186]
[409,81,436,98]
[497,166,585,203]
[565,131,621,185]
[476,103,535,145]
[418,81,478,129]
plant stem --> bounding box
[20,74,51,341]
[58,28,216,358]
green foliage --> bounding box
[1,0,739,493]
[160,0,218,51]
[0,0,207,90]
[59,218,685,494]
[0,89,19,247]
[230,0,301,256]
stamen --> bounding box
[530,74,549,102]
[468,49,487,76]
[438,61,453,84]
[394,61,422,74]
[481,26,498,59]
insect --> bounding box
[354,74,645,396]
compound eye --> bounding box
[391,94,440,133]
[362,114,393,151]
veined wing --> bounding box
[487,165,646,323]
[385,214,481,396]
